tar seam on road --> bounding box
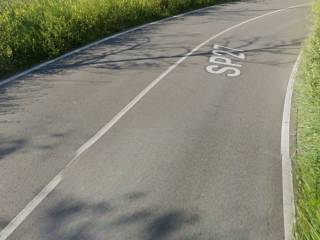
[0,3,309,240]
[281,52,302,240]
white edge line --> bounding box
[281,52,302,240]
[0,3,309,240]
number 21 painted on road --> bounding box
[206,44,245,77]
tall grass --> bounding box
[295,0,320,239]
[0,0,227,78]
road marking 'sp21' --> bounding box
[206,44,245,77]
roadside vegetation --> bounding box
[295,1,320,239]
[0,0,232,79]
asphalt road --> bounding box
[0,0,310,239]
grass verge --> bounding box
[0,0,234,79]
[295,0,320,239]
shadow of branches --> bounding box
[44,192,199,240]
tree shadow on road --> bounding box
[43,192,200,240]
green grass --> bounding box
[0,0,233,79]
[295,1,320,239]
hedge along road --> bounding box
[0,0,310,239]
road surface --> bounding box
[0,0,310,239]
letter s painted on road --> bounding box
[206,65,241,77]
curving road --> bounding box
[0,1,310,239]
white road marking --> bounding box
[0,174,62,240]
[206,45,245,77]
[0,3,309,240]
[281,52,302,240]
[213,44,246,59]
